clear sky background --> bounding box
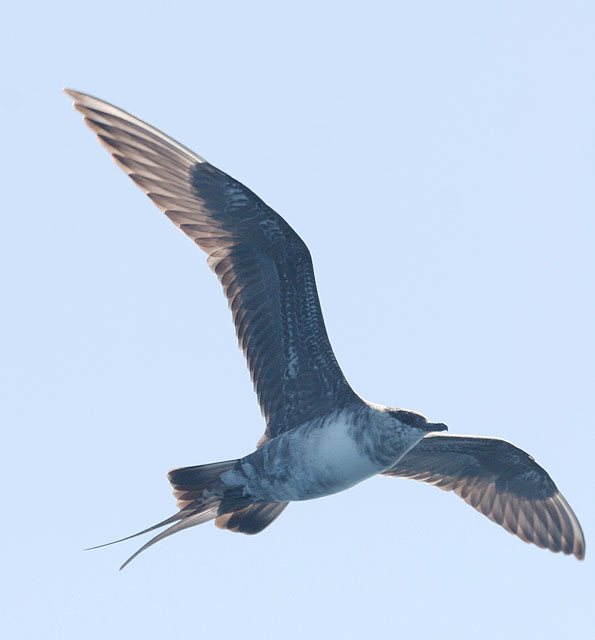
[2,2,593,638]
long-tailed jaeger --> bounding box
[65,89,585,568]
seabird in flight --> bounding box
[65,89,585,568]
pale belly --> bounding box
[221,413,419,502]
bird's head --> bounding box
[386,408,448,433]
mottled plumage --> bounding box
[66,89,585,568]
[383,435,584,558]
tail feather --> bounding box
[168,459,237,509]
[86,511,185,550]
[215,501,288,534]
[172,461,289,535]
[119,503,219,570]
[90,458,289,569]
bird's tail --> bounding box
[89,459,287,569]
[171,460,288,536]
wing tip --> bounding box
[63,87,89,103]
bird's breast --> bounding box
[227,412,385,502]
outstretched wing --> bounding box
[383,434,585,559]
[65,89,358,440]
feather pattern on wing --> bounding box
[383,434,585,559]
[65,89,359,441]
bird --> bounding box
[65,89,585,568]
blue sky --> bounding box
[2,2,593,638]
